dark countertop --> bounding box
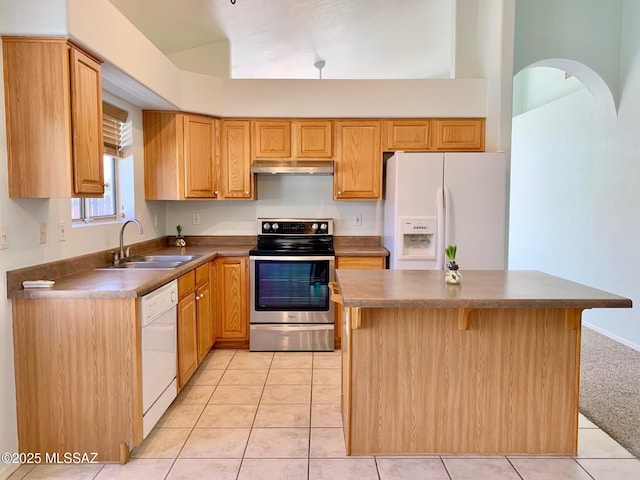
[335,269,632,309]
[9,244,254,299]
[334,245,388,256]
[8,235,388,300]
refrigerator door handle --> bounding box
[436,186,445,269]
[444,186,453,251]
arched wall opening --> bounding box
[509,58,639,350]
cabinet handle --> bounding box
[245,191,249,196]
[199,291,206,298]
[195,294,200,300]
[337,191,341,196]
[214,190,219,195]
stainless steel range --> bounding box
[249,218,335,351]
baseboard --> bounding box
[583,322,640,352]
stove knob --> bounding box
[320,223,328,231]
[312,223,318,231]
[272,223,279,231]
[263,223,271,231]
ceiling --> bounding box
[108,0,453,80]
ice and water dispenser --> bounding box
[398,217,437,260]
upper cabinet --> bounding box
[383,118,485,152]
[251,119,332,160]
[382,119,431,151]
[293,120,333,158]
[221,120,254,199]
[431,118,485,151]
[334,120,382,200]
[143,111,220,200]
[141,115,484,202]
[3,37,104,198]
[185,115,220,198]
[251,120,291,158]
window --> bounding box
[72,101,130,224]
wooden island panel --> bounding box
[345,306,580,455]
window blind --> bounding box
[103,102,129,158]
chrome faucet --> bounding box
[117,218,144,264]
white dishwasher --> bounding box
[140,279,178,438]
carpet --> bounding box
[580,327,640,458]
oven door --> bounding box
[250,255,335,324]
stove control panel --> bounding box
[258,218,333,235]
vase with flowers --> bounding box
[175,225,186,247]
[444,244,462,284]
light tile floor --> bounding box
[7,349,640,480]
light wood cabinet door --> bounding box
[292,120,333,158]
[70,47,104,195]
[334,121,382,200]
[184,115,220,198]
[195,263,213,363]
[210,261,219,346]
[177,293,198,389]
[334,256,386,348]
[251,120,291,158]
[3,37,104,198]
[382,119,431,151]
[196,281,212,364]
[221,120,254,199]
[432,118,485,151]
[216,257,249,345]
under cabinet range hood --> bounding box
[250,160,334,175]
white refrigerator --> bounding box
[383,152,507,270]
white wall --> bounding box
[513,67,585,116]
[509,0,640,349]
[514,0,623,108]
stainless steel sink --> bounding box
[132,255,200,263]
[95,254,201,270]
[110,261,184,269]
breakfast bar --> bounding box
[333,269,632,456]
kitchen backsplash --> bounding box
[164,175,383,236]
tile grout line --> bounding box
[238,350,272,473]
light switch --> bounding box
[58,221,66,242]
[0,225,7,249]
[38,223,47,244]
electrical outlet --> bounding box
[192,213,201,225]
[0,225,7,249]
[58,221,66,242]
[353,213,362,227]
[38,223,47,244]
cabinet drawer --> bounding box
[337,256,386,269]
[195,264,209,286]
[178,271,195,298]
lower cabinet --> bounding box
[177,270,198,390]
[214,256,250,348]
[334,256,386,348]
[12,297,141,462]
[195,265,213,364]
[177,262,214,390]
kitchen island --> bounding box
[334,269,632,456]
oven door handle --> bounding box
[250,255,336,262]
[250,324,334,331]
